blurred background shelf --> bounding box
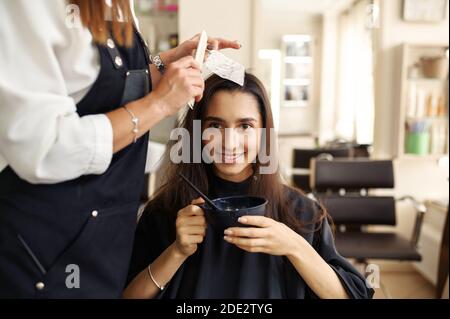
[396,43,449,158]
[281,34,314,109]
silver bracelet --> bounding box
[147,264,165,291]
[150,54,166,74]
[123,105,139,143]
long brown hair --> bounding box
[147,73,328,234]
[71,0,133,47]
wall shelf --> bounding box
[395,43,449,158]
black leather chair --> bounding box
[310,159,425,297]
[324,139,371,158]
[291,148,353,192]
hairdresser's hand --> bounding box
[223,216,304,256]
[174,198,207,258]
[151,56,204,117]
[164,34,241,64]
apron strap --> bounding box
[104,38,125,69]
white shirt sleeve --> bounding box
[0,0,113,184]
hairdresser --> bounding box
[0,0,240,298]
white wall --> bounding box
[318,11,339,144]
[318,0,355,144]
[254,8,323,135]
[178,0,253,66]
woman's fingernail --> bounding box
[238,217,247,223]
[224,229,233,235]
[224,236,230,241]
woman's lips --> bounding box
[217,152,245,164]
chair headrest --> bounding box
[311,159,394,190]
[292,148,353,168]
[317,195,396,225]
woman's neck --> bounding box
[213,166,253,183]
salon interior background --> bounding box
[135,0,449,299]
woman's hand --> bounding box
[150,56,204,117]
[224,217,351,299]
[163,34,242,65]
[223,216,303,257]
[174,198,207,258]
[124,197,206,299]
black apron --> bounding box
[0,27,152,298]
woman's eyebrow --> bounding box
[204,116,258,123]
[237,117,257,123]
[204,116,225,122]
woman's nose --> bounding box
[223,128,240,152]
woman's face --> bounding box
[202,90,263,182]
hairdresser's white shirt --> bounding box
[0,0,139,184]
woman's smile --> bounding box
[218,151,246,164]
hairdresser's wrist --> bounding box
[159,48,177,65]
[144,92,169,122]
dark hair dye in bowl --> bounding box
[200,196,268,231]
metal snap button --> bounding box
[91,210,98,218]
[115,56,123,67]
[36,282,45,290]
[107,38,115,49]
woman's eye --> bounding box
[209,123,222,129]
[241,123,252,130]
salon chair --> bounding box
[291,147,352,192]
[310,159,425,298]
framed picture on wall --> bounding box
[403,0,448,22]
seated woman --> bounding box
[123,73,374,299]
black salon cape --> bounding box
[127,175,374,299]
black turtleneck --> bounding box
[208,173,253,198]
[127,173,373,299]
